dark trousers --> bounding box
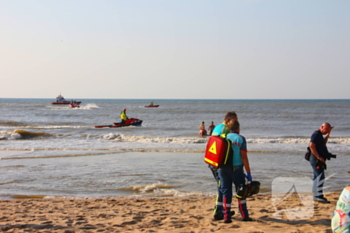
[218,165,249,221]
[209,165,223,216]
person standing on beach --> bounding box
[208,121,215,135]
[309,122,334,203]
[210,111,238,220]
[219,120,252,223]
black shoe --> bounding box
[213,213,223,221]
[224,219,232,224]
[213,211,235,221]
[242,217,253,221]
[314,197,330,203]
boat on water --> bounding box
[144,102,159,108]
[144,104,159,108]
[69,103,80,108]
[94,118,143,128]
[51,94,81,105]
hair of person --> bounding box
[322,122,331,128]
[227,119,240,131]
[224,111,237,120]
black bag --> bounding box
[305,147,311,161]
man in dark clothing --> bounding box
[309,122,334,203]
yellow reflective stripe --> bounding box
[223,138,231,165]
[204,158,218,167]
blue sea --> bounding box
[1,98,350,199]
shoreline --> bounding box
[0,192,339,232]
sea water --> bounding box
[0,98,350,199]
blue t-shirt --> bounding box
[310,130,329,159]
[211,123,229,138]
[226,132,247,166]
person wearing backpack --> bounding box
[219,119,253,223]
[209,111,238,221]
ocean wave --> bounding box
[0,120,25,127]
[47,103,100,111]
[101,133,350,145]
[118,183,175,193]
[2,129,350,146]
[0,130,52,140]
[100,133,207,144]
[117,183,212,197]
[79,103,100,109]
[18,125,85,129]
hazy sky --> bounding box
[1,0,349,99]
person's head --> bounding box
[227,119,240,132]
[202,121,205,125]
[224,111,238,123]
[319,122,333,135]
[123,109,126,111]
[211,121,214,125]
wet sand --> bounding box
[0,192,338,233]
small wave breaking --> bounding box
[100,133,350,145]
[0,130,51,140]
[2,130,350,146]
[118,183,210,197]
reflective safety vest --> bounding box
[120,111,128,120]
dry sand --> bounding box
[0,192,338,233]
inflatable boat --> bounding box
[144,105,159,108]
[69,104,80,108]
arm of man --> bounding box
[309,142,325,163]
[241,150,251,174]
[324,126,333,144]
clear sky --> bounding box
[1,0,349,99]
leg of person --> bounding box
[209,166,223,220]
[309,157,329,203]
[232,166,252,221]
[218,166,233,223]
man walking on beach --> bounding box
[210,111,238,220]
[219,120,252,222]
[309,122,334,203]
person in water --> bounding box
[208,121,215,135]
[219,119,252,222]
[210,111,238,221]
[199,122,207,136]
[120,109,128,124]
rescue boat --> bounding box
[51,94,81,105]
[144,105,159,108]
[69,103,80,108]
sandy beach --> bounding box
[0,192,338,233]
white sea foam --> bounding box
[2,129,350,145]
[81,103,99,109]
[101,133,350,145]
[0,131,22,140]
